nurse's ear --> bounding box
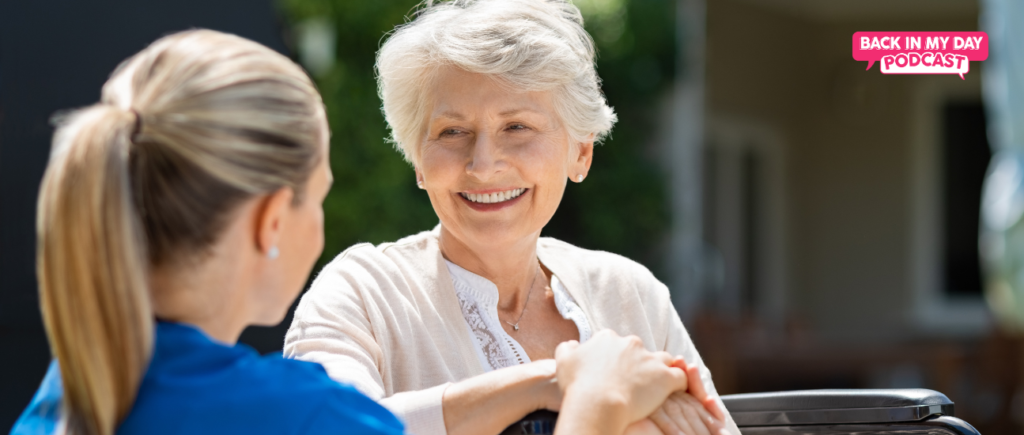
[569,134,594,183]
[253,187,295,259]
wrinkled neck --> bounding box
[438,226,545,313]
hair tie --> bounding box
[129,109,143,142]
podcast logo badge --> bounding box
[852,32,988,79]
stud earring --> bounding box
[576,174,584,182]
[267,246,279,260]
[416,179,424,189]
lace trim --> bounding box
[446,259,592,372]
[454,291,517,370]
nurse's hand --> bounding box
[553,330,688,435]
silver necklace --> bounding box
[504,265,543,331]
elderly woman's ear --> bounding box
[570,137,595,183]
[414,167,425,189]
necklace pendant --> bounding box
[513,324,520,331]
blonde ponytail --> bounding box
[38,105,153,435]
[35,30,325,435]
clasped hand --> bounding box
[553,330,729,435]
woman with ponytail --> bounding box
[11,29,700,435]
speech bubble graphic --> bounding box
[852,31,988,79]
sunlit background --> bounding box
[3,0,1023,432]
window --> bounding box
[941,102,991,297]
[701,118,788,322]
[909,77,991,335]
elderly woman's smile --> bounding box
[458,188,527,206]
[417,67,592,248]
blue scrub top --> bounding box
[11,322,405,435]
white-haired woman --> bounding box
[12,29,693,435]
[284,1,740,435]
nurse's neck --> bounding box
[148,226,260,345]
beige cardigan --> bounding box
[284,228,738,435]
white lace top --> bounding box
[444,259,593,371]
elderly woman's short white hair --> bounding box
[376,0,618,164]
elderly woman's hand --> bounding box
[643,359,729,435]
[647,392,729,435]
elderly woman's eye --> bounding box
[507,123,529,131]
[440,128,463,137]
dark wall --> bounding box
[0,1,288,429]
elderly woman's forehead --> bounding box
[429,81,557,120]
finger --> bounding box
[701,407,727,435]
[655,351,677,366]
[681,400,713,435]
[683,366,725,421]
[626,334,644,348]
[670,356,688,369]
[665,396,699,435]
[702,396,726,422]
[680,393,727,431]
[685,365,709,400]
[695,401,727,435]
[649,406,683,434]
[664,364,689,394]
[554,340,579,360]
[683,364,725,423]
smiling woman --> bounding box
[283,1,739,435]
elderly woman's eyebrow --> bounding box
[435,111,468,121]
[497,108,542,117]
[433,108,544,122]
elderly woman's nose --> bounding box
[465,135,508,179]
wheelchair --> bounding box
[501,389,980,435]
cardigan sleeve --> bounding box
[284,249,450,435]
[650,277,742,435]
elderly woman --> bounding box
[285,1,740,434]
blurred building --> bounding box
[672,0,1022,432]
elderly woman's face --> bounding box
[418,68,592,251]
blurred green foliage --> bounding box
[279,0,675,275]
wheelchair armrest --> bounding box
[720,389,954,426]
[736,415,979,435]
[502,389,977,435]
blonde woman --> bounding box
[285,1,738,435]
[13,29,701,435]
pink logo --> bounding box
[852,32,988,80]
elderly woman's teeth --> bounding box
[462,188,525,204]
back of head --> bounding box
[36,29,324,435]
[376,0,617,164]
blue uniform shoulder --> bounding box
[11,323,404,435]
[121,329,404,435]
[10,360,63,435]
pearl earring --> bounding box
[417,179,424,189]
[267,246,279,260]
[577,174,584,182]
